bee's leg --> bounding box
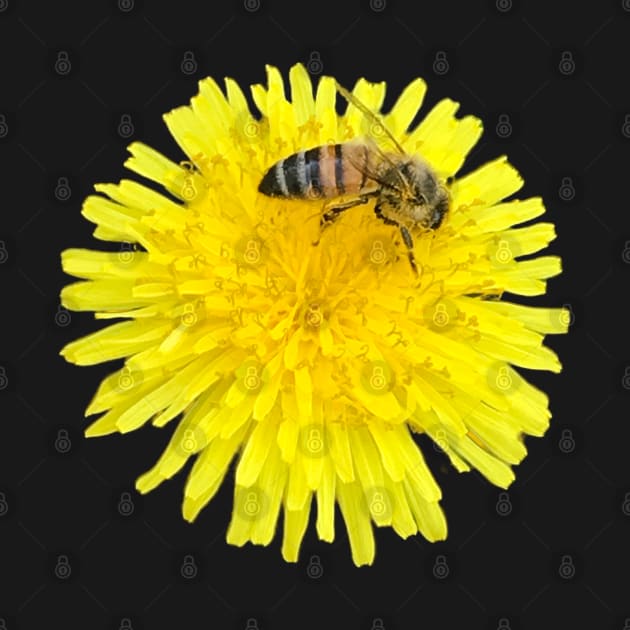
[399,225,419,276]
[374,204,418,275]
[312,195,371,245]
[373,203,398,226]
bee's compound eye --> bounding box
[430,201,448,228]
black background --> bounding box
[1,1,629,629]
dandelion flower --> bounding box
[60,63,568,566]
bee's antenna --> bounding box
[334,80,406,156]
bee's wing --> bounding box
[340,136,410,195]
[335,81,406,155]
[336,82,412,192]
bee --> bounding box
[258,81,450,274]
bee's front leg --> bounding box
[374,204,418,275]
[399,225,419,276]
[312,195,372,246]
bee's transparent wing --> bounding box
[336,82,413,192]
[335,81,406,155]
[342,137,410,193]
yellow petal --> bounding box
[336,480,375,566]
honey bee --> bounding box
[258,81,449,274]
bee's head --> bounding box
[424,187,449,229]
[401,160,449,229]
[376,159,449,229]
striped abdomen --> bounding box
[258,143,372,199]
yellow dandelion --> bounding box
[60,63,568,567]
